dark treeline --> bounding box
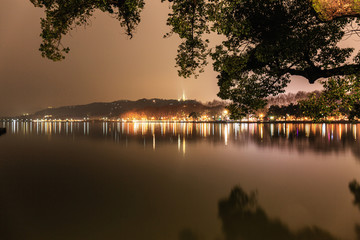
[263,76,360,121]
[262,92,315,120]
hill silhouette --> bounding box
[28,99,226,120]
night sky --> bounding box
[0,0,323,117]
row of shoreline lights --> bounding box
[1,110,231,122]
[9,111,347,122]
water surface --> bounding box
[1,121,360,240]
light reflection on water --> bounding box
[2,121,360,158]
[3,121,360,141]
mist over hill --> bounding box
[27,98,226,120]
[266,91,317,107]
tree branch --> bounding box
[286,64,360,83]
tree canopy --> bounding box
[299,75,360,121]
[30,0,360,118]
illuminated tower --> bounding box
[182,92,186,101]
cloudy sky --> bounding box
[0,0,323,116]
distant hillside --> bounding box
[29,98,226,120]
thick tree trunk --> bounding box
[312,0,360,20]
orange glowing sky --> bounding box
[0,0,324,116]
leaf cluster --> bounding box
[163,0,210,78]
[299,75,360,121]
[30,0,145,60]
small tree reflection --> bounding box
[0,128,6,136]
[218,186,338,240]
[349,180,360,209]
[349,180,360,240]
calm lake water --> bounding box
[1,121,360,240]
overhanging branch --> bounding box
[286,64,360,83]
